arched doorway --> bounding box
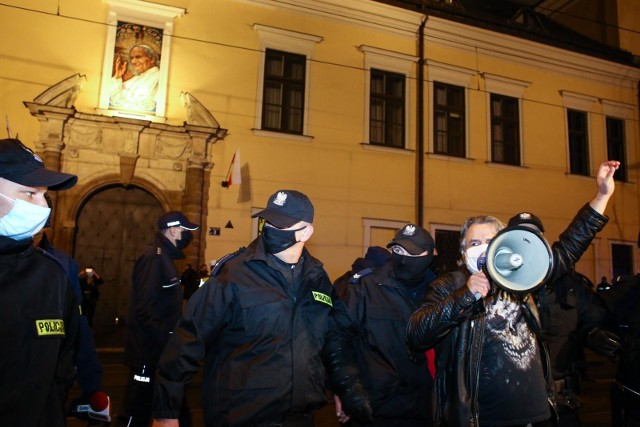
[73,185,164,333]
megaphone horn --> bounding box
[484,225,553,294]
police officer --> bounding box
[333,245,391,299]
[333,224,437,426]
[119,211,199,427]
[152,189,371,426]
[0,138,80,427]
[600,269,640,426]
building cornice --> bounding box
[236,0,425,37]
[425,16,640,89]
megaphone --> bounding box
[483,225,553,294]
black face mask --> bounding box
[176,230,193,250]
[262,225,305,254]
[391,252,434,285]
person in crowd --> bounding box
[406,160,619,427]
[333,245,391,299]
[199,263,209,279]
[180,263,200,302]
[151,189,372,427]
[36,208,108,425]
[599,250,640,426]
[110,44,160,112]
[0,138,80,427]
[597,276,612,292]
[79,266,105,328]
[333,224,437,426]
[118,211,199,427]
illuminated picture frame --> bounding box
[98,0,185,122]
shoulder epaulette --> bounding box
[211,247,246,277]
[348,267,375,284]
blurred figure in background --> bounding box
[79,266,104,328]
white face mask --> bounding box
[465,243,488,274]
[0,192,51,241]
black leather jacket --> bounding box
[406,204,608,426]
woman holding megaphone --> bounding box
[407,160,619,427]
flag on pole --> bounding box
[222,148,242,188]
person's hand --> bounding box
[113,55,127,79]
[587,327,621,357]
[338,382,373,423]
[467,272,491,299]
[151,419,179,427]
[590,160,620,214]
[333,395,350,424]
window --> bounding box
[606,117,627,181]
[261,49,306,134]
[253,25,322,139]
[370,69,405,148]
[434,228,461,275]
[434,82,465,157]
[612,243,634,279]
[567,109,589,176]
[490,93,520,165]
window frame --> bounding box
[567,109,590,176]
[483,73,529,167]
[360,45,417,151]
[426,60,475,159]
[253,24,322,140]
[490,93,521,166]
[433,81,466,157]
[369,68,406,148]
[261,49,307,135]
[560,91,597,177]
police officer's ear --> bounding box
[299,224,314,243]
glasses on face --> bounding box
[390,245,425,257]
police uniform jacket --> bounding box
[153,236,336,426]
[125,232,184,368]
[406,204,608,427]
[601,273,640,393]
[0,236,79,427]
[333,262,434,422]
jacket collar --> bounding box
[154,232,185,260]
[0,235,33,254]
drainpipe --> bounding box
[417,15,428,225]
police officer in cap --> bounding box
[0,138,80,427]
[333,223,437,426]
[152,189,371,426]
[120,211,199,427]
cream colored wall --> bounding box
[618,0,640,56]
[0,0,638,282]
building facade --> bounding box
[0,0,638,326]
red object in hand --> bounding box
[90,391,109,412]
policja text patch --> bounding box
[35,319,65,337]
[312,291,332,307]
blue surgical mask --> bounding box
[0,192,51,241]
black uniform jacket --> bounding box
[154,237,335,426]
[333,262,433,421]
[600,273,640,392]
[0,236,79,427]
[125,232,184,368]
[406,203,608,427]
